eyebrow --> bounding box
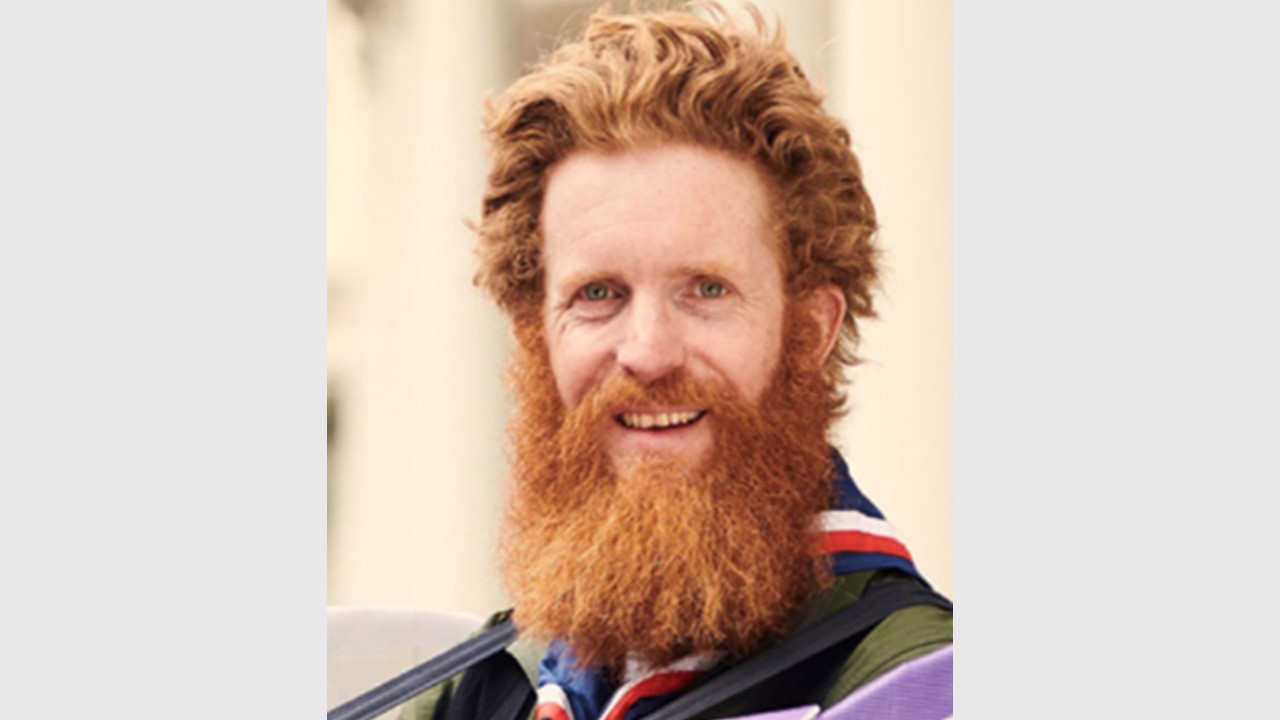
[553,262,735,290]
[677,263,734,278]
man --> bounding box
[400,5,951,718]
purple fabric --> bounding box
[818,645,953,720]
[722,707,820,720]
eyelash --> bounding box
[695,279,727,299]
[569,278,730,307]
[577,281,619,302]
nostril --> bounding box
[616,341,687,383]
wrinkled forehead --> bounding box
[539,142,786,276]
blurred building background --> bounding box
[328,0,952,616]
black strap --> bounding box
[442,646,537,720]
[641,583,952,720]
[327,619,518,720]
[328,583,950,720]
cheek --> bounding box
[546,331,606,408]
[743,311,787,399]
[741,336,783,399]
[694,322,783,402]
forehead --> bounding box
[540,144,782,279]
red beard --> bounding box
[500,305,838,670]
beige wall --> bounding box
[327,0,512,615]
[327,0,953,615]
[831,1,954,597]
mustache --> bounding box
[560,368,747,443]
[564,371,749,429]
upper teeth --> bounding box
[621,411,701,429]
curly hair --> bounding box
[475,2,879,401]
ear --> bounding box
[800,284,846,366]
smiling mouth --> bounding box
[615,410,707,430]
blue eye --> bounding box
[696,280,726,298]
[580,282,613,301]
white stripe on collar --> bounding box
[819,509,902,540]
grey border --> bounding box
[958,0,1279,714]
[1,1,324,715]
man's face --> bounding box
[540,143,786,469]
[507,142,843,669]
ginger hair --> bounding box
[474,3,879,409]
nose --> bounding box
[615,296,686,384]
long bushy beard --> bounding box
[500,306,838,671]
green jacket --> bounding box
[397,568,951,719]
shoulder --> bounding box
[396,609,546,720]
[812,570,953,705]
[698,570,951,715]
